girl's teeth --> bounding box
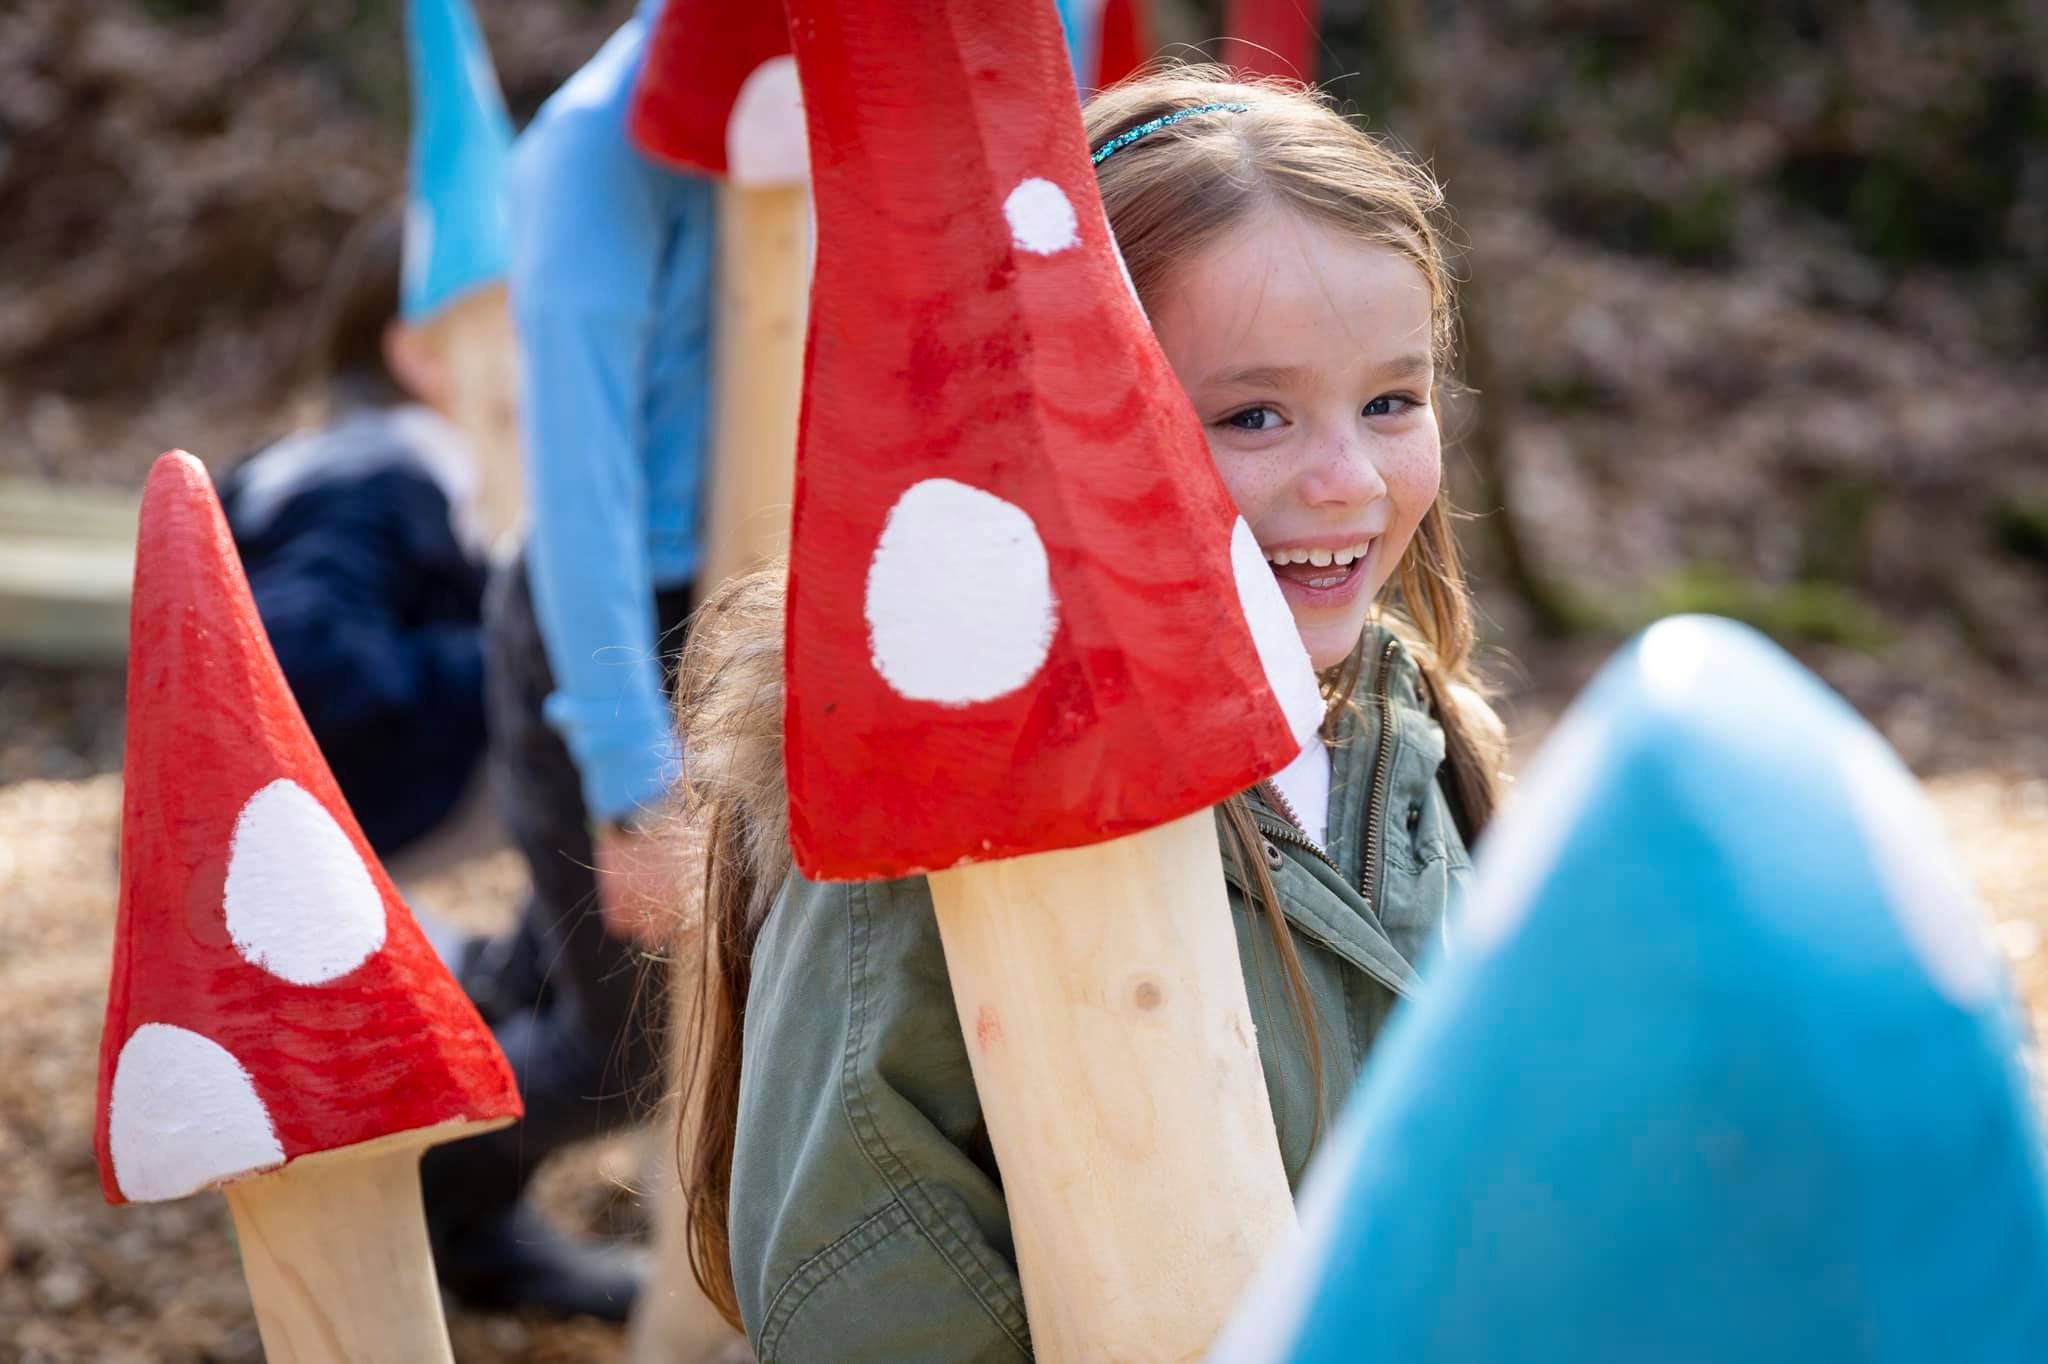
[1264,541,1372,568]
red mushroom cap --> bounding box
[628,0,801,185]
[93,452,520,1205]
[1221,0,1322,81]
[781,0,1323,881]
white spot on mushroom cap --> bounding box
[1005,177,1080,256]
[108,1023,285,1202]
[866,479,1058,705]
[1841,730,1997,1005]
[727,55,807,187]
[1105,210,1144,312]
[224,779,387,986]
[1229,518,1323,748]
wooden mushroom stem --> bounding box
[223,1116,509,1364]
[697,182,811,593]
[628,1117,744,1363]
[415,282,524,552]
[929,808,1298,1363]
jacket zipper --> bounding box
[1254,635,1403,913]
[1244,803,1350,964]
[1359,636,1400,916]
[1253,784,1345,883]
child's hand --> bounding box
[593,821,696,949]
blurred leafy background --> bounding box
[3,0,2041,782]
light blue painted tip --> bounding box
[1213,615,2048,1363]
[403,0,514,321]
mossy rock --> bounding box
[1800,478,1884,585]
[1990,495,2048,567]
[141,0,231,19]
[1542,173,1740,268]
[1522,374,1632,414]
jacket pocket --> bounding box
[756,1194,1030,1364]
[1383,692,1443,847]
[1379,753,1465,969]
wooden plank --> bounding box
[696,182,809,591]
[0,478,141,543]
[0,481,139,662]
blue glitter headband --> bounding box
[1090,102,1252,166]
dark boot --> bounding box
[421,995,657,1319]
[455,903,556,1026]
[432,1200,645,1323]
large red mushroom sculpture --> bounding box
[95,452,520,1362]
[630,0,806,592]
[783,1,1323,1357]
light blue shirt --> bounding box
[508,3,713,822]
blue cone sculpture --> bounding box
[402,0,514,321]
[1214,615,2048,1363]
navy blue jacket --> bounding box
[221,405,488,857]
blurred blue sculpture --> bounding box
[1215,614,2048,1363]
[403,0,515,321]
[1056,0,1103,93]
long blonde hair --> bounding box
[674,65,1504,1329]
[670,566,786,1329]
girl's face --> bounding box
[1152,208,1442,672]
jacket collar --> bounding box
[1238,623,1436,998]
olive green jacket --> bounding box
[728,629,1475,1362]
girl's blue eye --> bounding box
[1224,406,1281,431]
[1364,395,1412,418]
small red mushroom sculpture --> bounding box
[783,2,1322,1357]
[630,0,807,591]
[95,452,520,1363]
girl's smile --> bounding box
[1261,534,1378,609]
[1151,207,1442,671]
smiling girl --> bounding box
[673,66,1508,1362]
